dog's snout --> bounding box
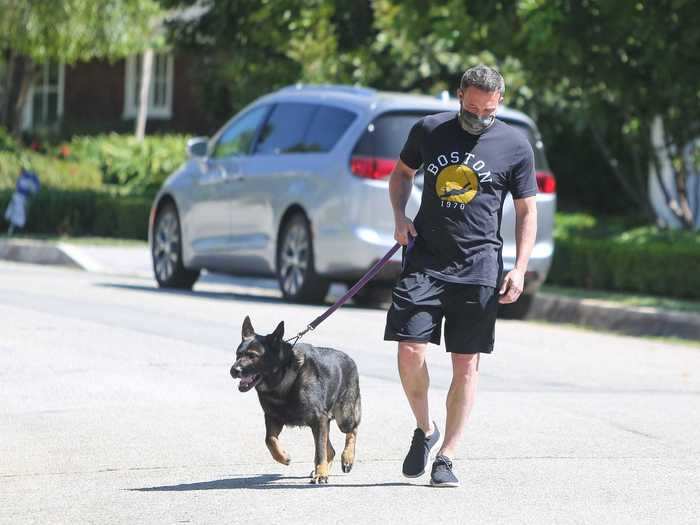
[230,365,242,378]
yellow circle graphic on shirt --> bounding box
[435,165,479,204]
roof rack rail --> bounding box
[278,83,376,97]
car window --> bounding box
[353,111,430,158]
[353,111,550,171]
[500,118,550,171]
[212,105,269,159]
[255,103,318,154]
[303,106,356,153]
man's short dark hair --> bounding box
[460,65,505,96]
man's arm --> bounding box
[499,196,537,304]
[389,159,418,246]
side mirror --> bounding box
[187,137,209,158]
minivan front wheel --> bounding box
[276,214,329,303]
[152,203,200,289]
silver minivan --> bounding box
[149,85,556,315]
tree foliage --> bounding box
[516,0,700,226]
[0,0,162,63]
[0,0,163,133]
[159,0,376,117]
[3,0,698,227]
[159,0,699,227]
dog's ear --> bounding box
[270,321,285,345]
[242,316,255,340]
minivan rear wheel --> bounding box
[276,214,330,303]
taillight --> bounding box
[350,156,396,180]
[536,170,556,193]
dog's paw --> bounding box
[310,475,329,484]
[341,449,355,473]
[268,447,291,466]
[274,452,291,466]
[310,464,330,484]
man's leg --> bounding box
[437,352,480,458]
[397,341,434,435]
[385,271,444,477]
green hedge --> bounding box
[0,189,151,240]
[0,127,20,153]
[67,133,188,196]
[0,129,185,240]
[1,128,188,197]
[549,214,700,299]
[0,151,103,191]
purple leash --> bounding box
[285,237,413,346]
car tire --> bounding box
[352,282,393,308]
[152,203,200,290]
[498,293,535,320]
[276,213,330,303]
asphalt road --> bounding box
[1,261,699,524]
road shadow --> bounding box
[95,282,286,305]
[130,474,416,491]
[94,282,391,311]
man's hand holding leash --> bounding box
[394,214,417,246]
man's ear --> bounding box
[270,321,285,344]
[242,316,255,340]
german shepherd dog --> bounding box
[230,316,361,484]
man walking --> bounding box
[384,65,538,487]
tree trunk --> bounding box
[662,126,695,229]
[136,49,154,142]
[589,125,654,219]
[13,57,35,135]
[1,52,35,136]
[0,48,13,126]
[650,116,695,229]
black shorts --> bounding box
[383,271,498,354]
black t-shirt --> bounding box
[400,111,537,287]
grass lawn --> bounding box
[541,284,700,315]
[529,319,700,348]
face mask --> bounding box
[458,107,495,135]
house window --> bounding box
[22,62,64,130]
[123,53,174,119]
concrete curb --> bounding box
[530,293,700,340]
[2,238,699,341]
[0,239,85,269]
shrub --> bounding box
[549,214,700,299]
[0,189,150,240]
[553,212,647,240]
[0,127,20,153]
[0,151,102,191]
[67,134,188,196]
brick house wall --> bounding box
[61,53,216,137]
[63,59,126,134]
